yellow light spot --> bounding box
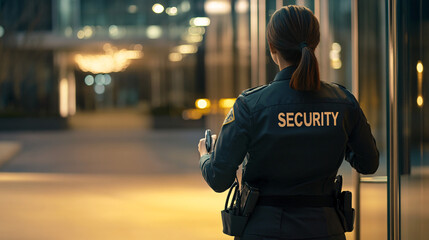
[189,17,211,27]
[77,30,85,39]
[152,3,164,14]
[176,44,198,54]
[83,26,93,38]
[59,78,69,118]
[146,25,162,39]
[195,99,210,109]
[417,96,423,107]
[417,61,423,73]
[74,48,143,74]
[169,53,182,62]
[219,98,236,109]
[166,7,178,16]
[331,59,342,69]
[332,42,342,52]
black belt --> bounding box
[257,195,336,208]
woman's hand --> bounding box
[198,134,217,157]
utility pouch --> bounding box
[335,175,355,232]
[221,180,259,236]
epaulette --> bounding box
[241,85,267,96]
[332,82,347,90]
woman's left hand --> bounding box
[198,134,217,157]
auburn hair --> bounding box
[267,5,321,91]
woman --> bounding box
[198,5,379,240]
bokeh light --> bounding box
[146,25,162,39]
[190,17,211,27]
[152,4,164,14]
[166,7,178,16]
[84,75,95,86]
[169,53,183,62]
[195,99,210,109]
[94,85,105,95]
[128,5,138,14]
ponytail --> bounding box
[290,45,320,91]
[266,5,321,91]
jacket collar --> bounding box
[272,65,297,82]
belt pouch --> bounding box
[221,181,249,236]
[221,209,248,236]
[335,176,355,232]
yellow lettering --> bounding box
[303,112,312,127]
[286,112,294,127]
[278,112,286,127]
[295,112,303,127]
[324,112,330,126]
[332,112,339,126]
[313,112,321,126]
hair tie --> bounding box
[298,41,308,50]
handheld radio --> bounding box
[205,129,212,152]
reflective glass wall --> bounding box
[397,0,429,239]
[253,1,388,239]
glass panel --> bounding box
[264,1,389,239]
[358,0,388,239]
[398,0,429,239]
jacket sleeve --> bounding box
[199,95,251,192]
[346,100,380,174]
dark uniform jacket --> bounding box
[199,66,379,240]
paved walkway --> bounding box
[0,129,396,240]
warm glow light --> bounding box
[59,78,69,118]
[169,53,183,62]
[77,30,85,39]
[128,5,138,14]
[166,7,178,16]
[417,61,423,73]
[83,26,93,38]
[330,42,342,69]
[195,99,211,109]
[190,17,211,27]
[152,3,164,14]
[146,25,162,39]
[183,34,203,43]
[235,0,249,13]
[188,26,205,35]
[332,42,342,52]
[331,60,342,69]
[219,98,236,109]
[109,25,120,38]
[133,44,143,51]
[182,109,203,120]
[74,47,143,74]
[204,1,231,14]
[417,96,424,107]
[176,44,198,54]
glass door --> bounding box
[396,0,428,239]
[251,1,389,239]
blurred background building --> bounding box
[0,0,427,240]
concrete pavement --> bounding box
[0,141,21,167]
[0,172,229,240]
[0,129,393,240]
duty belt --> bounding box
[257,195,336,208]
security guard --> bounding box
[198,5,379,240]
